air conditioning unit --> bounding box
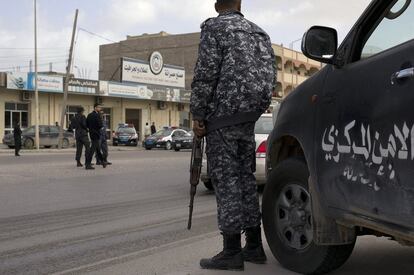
[21,91,33,101]
[158,101,167,110]
[95,97,103,105]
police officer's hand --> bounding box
[193,120,206,138]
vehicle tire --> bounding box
[203,180,214,191]
[145,147,151,150]
[165,141,172,150]
[24,138,34,149]
[62,138,69,148]
[113,143,118,146]
[262,158,355,275]
[174,148,180,152]
[44,146,52,149]
[8,145,15,149]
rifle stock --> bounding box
[187,136,204,230]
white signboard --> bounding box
[28,73,63,93]
[122,57,185,88]
[7,72,28,90]
[108,83,149,99]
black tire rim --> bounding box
[25,139,34,149]
[276,182,313,250]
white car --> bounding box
[143,128,189,150]
[201,113,275,191]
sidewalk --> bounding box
[0,144,143,154]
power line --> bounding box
[78,27,117,43]
[0,61,66,71]
[0,47,69,50]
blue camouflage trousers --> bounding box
[206,122,261,233]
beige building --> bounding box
[0,32,322,144]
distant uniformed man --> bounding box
[96,110,112,166]
[87,104,106,169]
[70,107,91,168]
[190,0,276,271]
[13,123,22,157]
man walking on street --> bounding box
[87,104,106,169]
[96,110,112,166]
[13,123,22,157]
[151,122,156,135]
[70,107,91,168]
[144,122,151,139]
[190,0,276,271]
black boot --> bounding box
[242,226,267,264]
[85,165,95,170]
[77,161,83,167]
[200,232,244,271]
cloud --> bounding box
[0,0,374,77]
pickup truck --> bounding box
[262,0,414,274]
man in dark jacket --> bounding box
[70,107,91,168]
[13,123,22,157]
[190,0,276,271]
[96,110,112,166]
[87,104,106,169]
[151,122,157,135]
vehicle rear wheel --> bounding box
[62,138,69,148]
[262,158,355,275]
[145,147,151,150]
[8,145,15,149]
[174,148,180,152]
[165,141,172,150]
[113,143,118,146]
[203,180,214,191]
[24,138,34,149]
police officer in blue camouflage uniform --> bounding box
[190,0,276,271]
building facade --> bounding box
[0,32,322,143]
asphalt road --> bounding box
[0,150,414,275]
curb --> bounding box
[0,146,144,154]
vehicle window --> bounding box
[39,126,48,133]
[49,126,60,133]
[361,0,414,59]
[154,129,172,137]
[255,117,273,135]
[118,127,136,134]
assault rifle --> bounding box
[187,135,204,230]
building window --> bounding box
[179,111,190,130]
[66,106,81,129]
[4,102,29,136]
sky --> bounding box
[0,0,372,80]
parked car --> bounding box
[2,125,75,149]
[143,128,188,150]
[112,124,139,146]
[172,131,194,151]
[263,1,414,274]
[200,113,274,191]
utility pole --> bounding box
[58,9,79,149]
[34,0,40,151]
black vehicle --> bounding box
[2,125,74,149]
[172,131,193,151]
[263,1,414,274]
[112,124,139,146]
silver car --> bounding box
[201,113,274,191]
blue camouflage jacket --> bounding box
[190,11,276,132]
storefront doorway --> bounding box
[4,102,29,136]
[125,108,141,138]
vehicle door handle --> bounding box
[391,67,414,85]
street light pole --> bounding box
[34,0,40,151]
[58,9,79,149]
